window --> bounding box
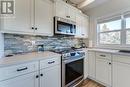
[125,15,130,44]
[97,12,130,47]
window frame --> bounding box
[96,13,130,48]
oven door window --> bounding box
[65,59,84,85]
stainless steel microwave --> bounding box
[54,16,76,36]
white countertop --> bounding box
[87,48,130,56]
[0,51,61,67]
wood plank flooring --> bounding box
[80,79,105,87]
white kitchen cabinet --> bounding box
[84,50,89,79]
[113,55,130,87]
[82,14,89,38]
[35,0,53,36]
[0,0,34,34]
[54,0,76,21]
[54,0,67,19]
[113,62,130,87]
[40,65,61,87]
[0,72,39,87]
[96,59,111,86]
[96,52,111,86]
[0,56,61,87]
[1,0,53,36]
[75,13,89,38]
[88,51,96,79]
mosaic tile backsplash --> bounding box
[4,34,85,55]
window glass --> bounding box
[99,20,121,32]
[126,31,130,44]
[126,18,130,29]
[99,32,121,44]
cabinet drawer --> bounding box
[0,61,38,81]
[96,52,111,60]
[40,57,61,69]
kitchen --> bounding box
[0,0,130,87]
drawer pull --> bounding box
[100,55,106,57]
[17,67,28,72]
[48,61,55,64]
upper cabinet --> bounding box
[0,0,89,37]
[75,12,89,38]
[54,0,77,22]
[0,0,53,36]
[0,0,34,34]
[35,0,53,36]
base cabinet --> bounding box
[84,51,89,79]
[0,57,61,87]
[0,72,39,87]
[113,61,130,87]
[96,59,111,86]
[88,51,96,79]
[40,65,61,87]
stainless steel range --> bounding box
[52,48,85,87]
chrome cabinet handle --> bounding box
[17,67,28,72]
[48,61,55,64]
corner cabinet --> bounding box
[0,0,53,36]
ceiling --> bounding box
[69,0,85,4]
[83,0,109,10]
[68,0,109,10]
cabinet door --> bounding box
[75,13,82,37]
[0,72,39,87]
[113,62,130,87]
[67,5,76,21]
[88,51,96,79]
[96,59,111,86]
[75,13,88,38]
[40,65,61,87]
[81,15,88,38]
[54,0,67,19]
[35,0,53,36]
[0,0,34,34]
[84,51,89,79]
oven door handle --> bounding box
[63,57,85,64]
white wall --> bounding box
[84,0,130,48]
[0,33,4,58]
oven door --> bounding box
[62,57,84,87]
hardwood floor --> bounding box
[80,79,105,87]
